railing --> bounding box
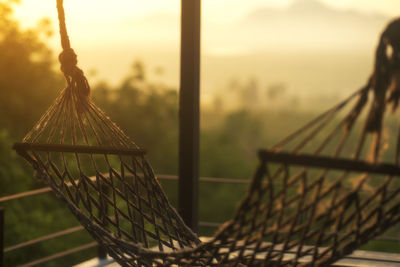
[1,174,400,266]
[0,189,103,267]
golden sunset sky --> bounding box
[14,0,400,50]
[14,0,400,27]
[11,0,400,105]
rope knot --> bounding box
[59,48,77,76]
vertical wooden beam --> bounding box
[97,185,108,260]
[178,0,201,233]
[0,208,4,267]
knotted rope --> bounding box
[366,18,400,132]
[56,0,90,108]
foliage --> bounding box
[0,0,62,138]
[92,62,179,175]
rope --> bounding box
[56,0,90,108]
[56,0,70,50]
[56,0,77,77]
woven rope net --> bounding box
[13,1,400,266]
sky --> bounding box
[13,0,400,46]
[13,0,400,26]
[9,0,400,105]
[13,0,400,54]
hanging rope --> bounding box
[56,0,90,109]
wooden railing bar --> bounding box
[0,188,52,203]
[4,225,84,253]
[13,143,146,156]
[259,150,400,176]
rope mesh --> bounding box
[13,1,400,266]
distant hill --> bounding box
[78,0,393,102]
[121,0,392,55]
[208,0,391,53]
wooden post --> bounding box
[98,185,108,260]
[97,245,107,260]
[0,207,4,267]
[178,0,201,233]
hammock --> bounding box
[13,1,400,266]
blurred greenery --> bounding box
[0,1,399,266]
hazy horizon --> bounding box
[12,0,399,109]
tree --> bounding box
[0,0,63,137]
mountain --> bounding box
[78,0,393,98]
[214,0,390,52]
[118,0,391,54]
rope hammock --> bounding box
[13,0,400,266]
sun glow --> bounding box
[11,0,400,87]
